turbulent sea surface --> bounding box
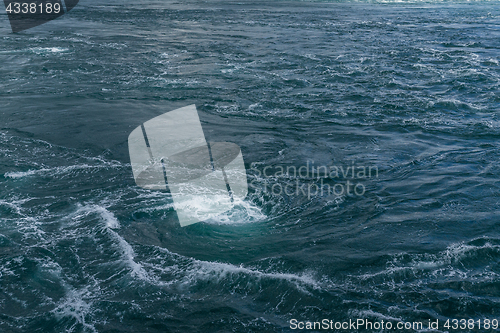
[1,0,500,332]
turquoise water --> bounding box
[1,1,500,332]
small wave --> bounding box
[30,47,69,54]
[346,0,498,3]
[151,247,325,294]
[107,227,151,281]
[189,260,322,293]
[357,237,500,281]
[4,162,122,179]
[92,205,152,281]
[64,204,152,282]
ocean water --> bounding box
[1,0,500,332]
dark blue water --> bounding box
[1,1,500,332]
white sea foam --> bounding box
[52,287,97,333]
[351,309,403,322]
[206,198,267,225]
[0,260,16,279]
[5,168,53,179]
[91,205,121,229]
[134,185,265,226]
[0,198,30,215]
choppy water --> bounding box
[1,0,500,332]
